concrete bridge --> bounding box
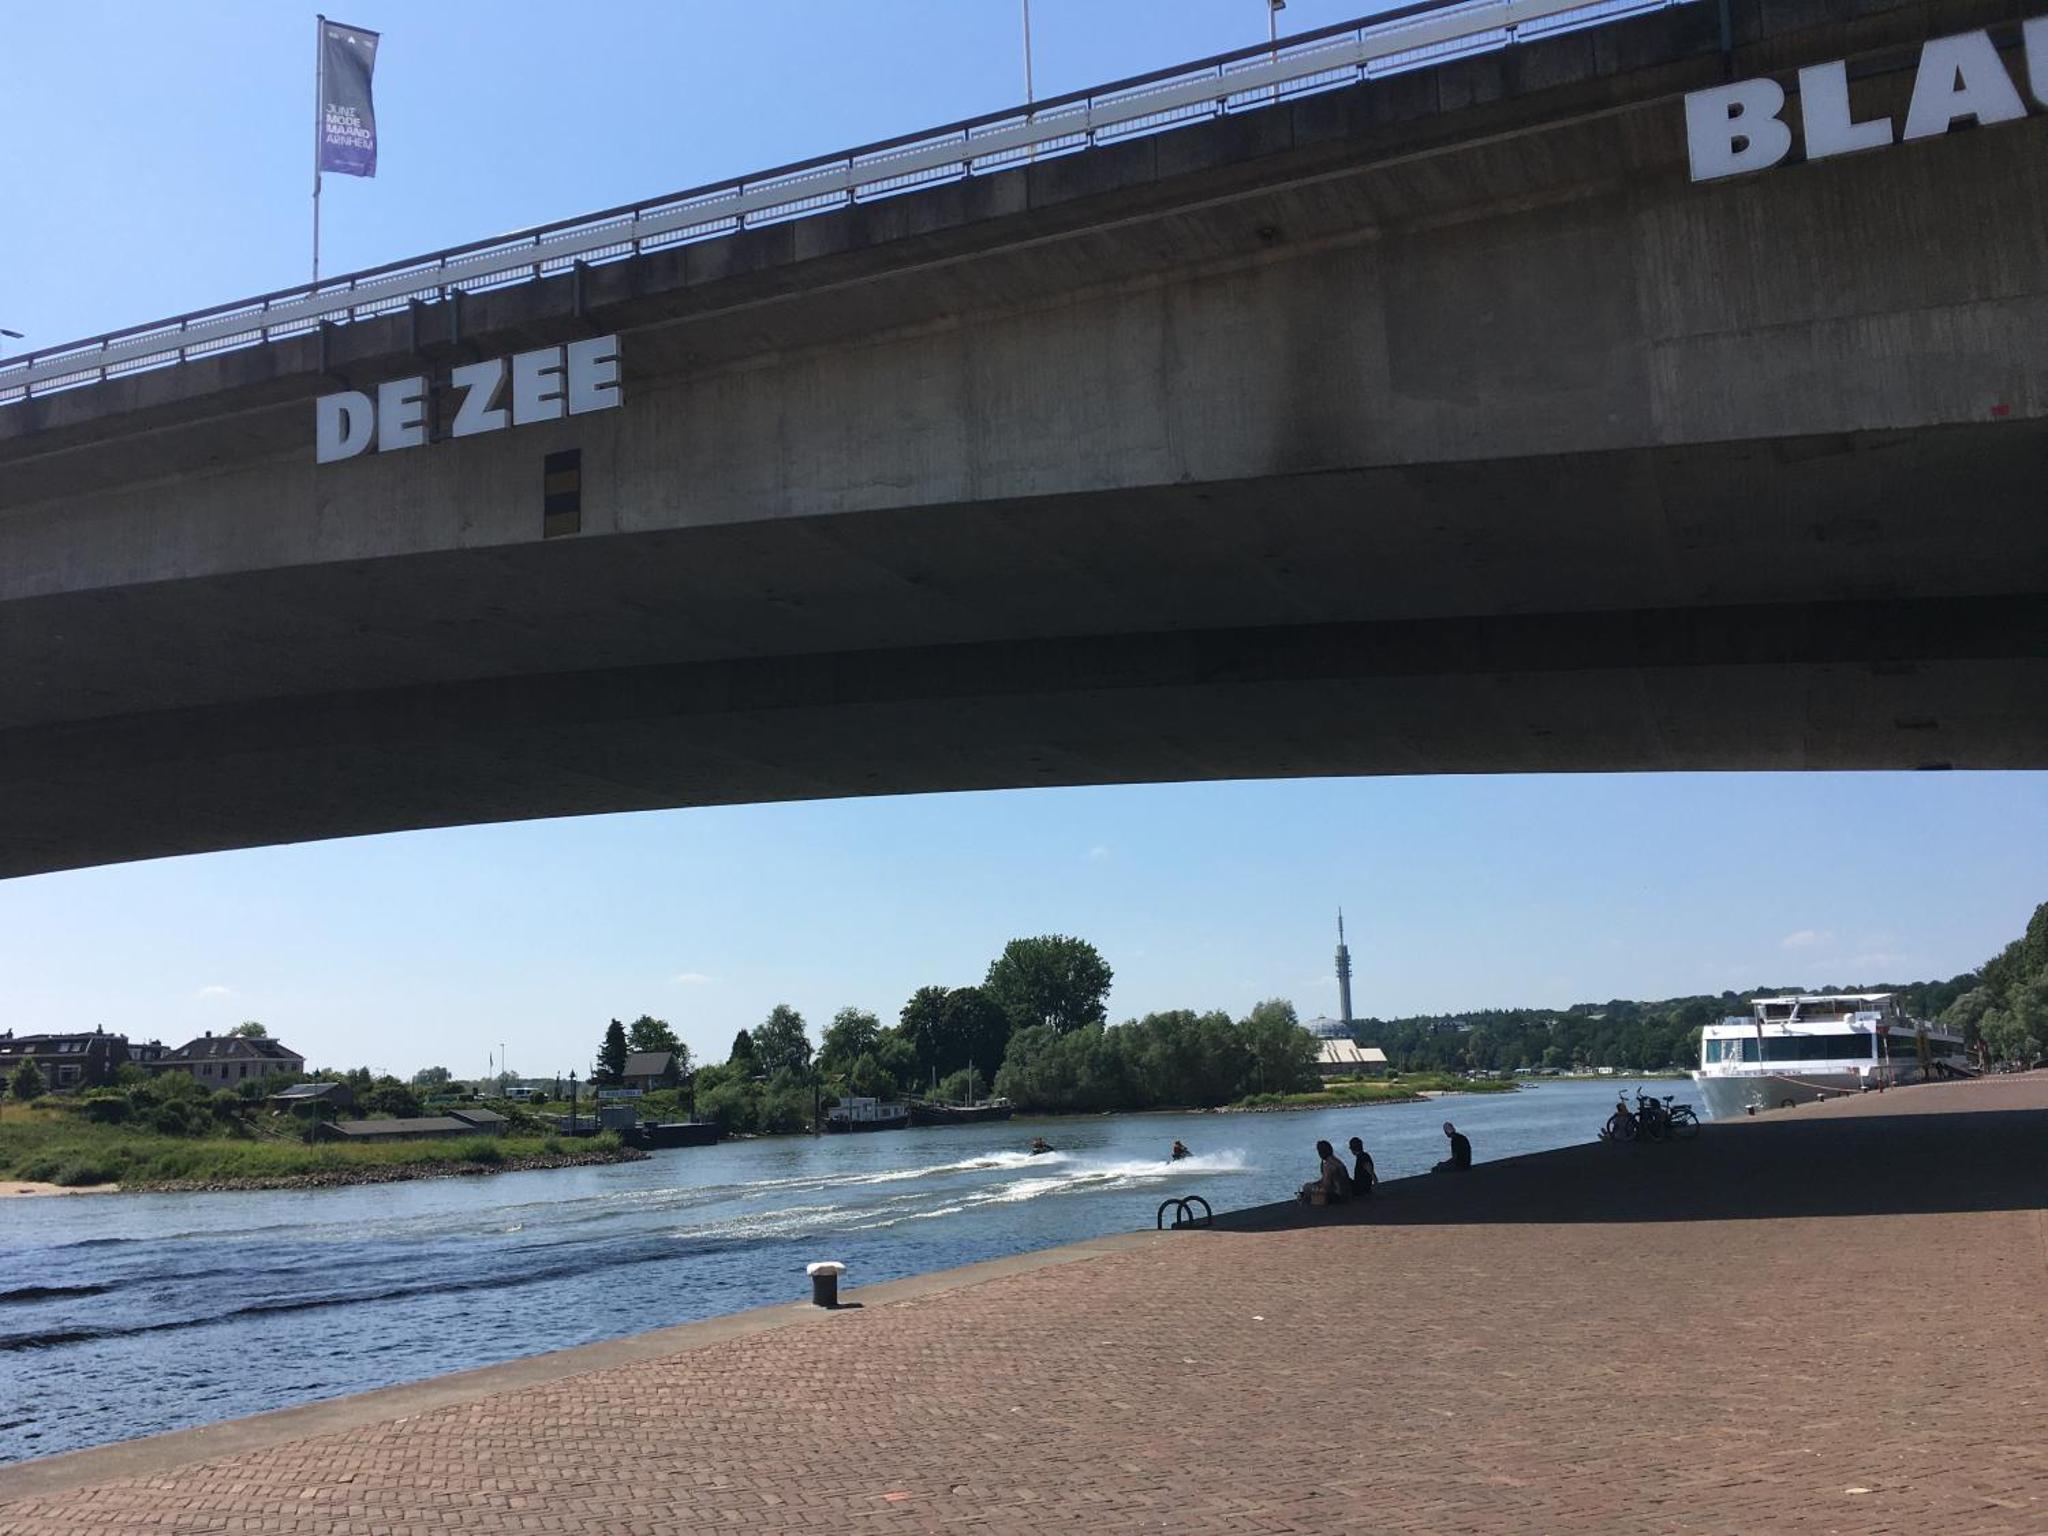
[2,0,2044,878]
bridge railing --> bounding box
[0,0,1692,405]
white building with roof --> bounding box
[1316,1039,1388,1079]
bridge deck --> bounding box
[2,1075,2044,1533]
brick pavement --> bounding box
[4,1075,2045,1534]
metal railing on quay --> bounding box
[0,0,1694,406]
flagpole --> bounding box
[313,13,325,285]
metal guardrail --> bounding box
[0,0,1692,405]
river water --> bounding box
[0,1079,1644,1462]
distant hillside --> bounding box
[1353,904,2044,1073]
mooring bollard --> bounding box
[807,1260,845,1308]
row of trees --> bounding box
[1356,1007,1715,1075]
[1938,900,2048,1064]
[994,1001,1321,1112]
[1351,908,2045,1074]
[663,937,1122,1131]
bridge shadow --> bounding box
[1212,1103,2048,1232]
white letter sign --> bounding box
[375,376,427,452]
[314,337,622,462]
[1685,78,1792,182]
[1798,61,1894,160]
[1902,30,2027,140]
[315,390,375,463]
[449,358,508,439]
[1686,19,2041,184]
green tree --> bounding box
[993,1023,1131,1113]
[843,1051,896,1099]
[756,1069,818,1134]
[228,1021,268,1038]
[594,1018,630,1084]
[752,1005,813,1077]
[936,1065,988,1105]
[943,987,1012,1081]
[1979,1007,2029,1063]
[984,935,1113,1036]
[626,1015,680,1055]
[1238,998,1319,1095]
[872,1031,919,1098]
[1118,1010,1246,1107]
[819,1007,882,1070]
[896,985,1011,1085]
[364,1079,423,1119]
[695,1073,758,1134]
[8,1059,45,1101]
[897,985,953,1076]
[727,1029,755,1069]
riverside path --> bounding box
[2,1075,2044,1533]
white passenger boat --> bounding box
[1692,993,1971,1119]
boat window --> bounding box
[1705,1038,1760,1063]
[1758,1033,1873,1063]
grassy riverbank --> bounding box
[1230,1073,1521,1111]
[0,1103,645,1192]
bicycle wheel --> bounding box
[1669,1110,1700,1140]
[1643,1115,1668,1142]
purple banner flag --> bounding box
[319,20,380,178]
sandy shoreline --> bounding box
[0,1180,124,1199]
[0,1147,647,1199]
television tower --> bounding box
[1335,909,1354,1028]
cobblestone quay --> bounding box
[4,1076,2044,1534]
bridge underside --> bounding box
[3,599,2038,880]
[3,423,2042,879]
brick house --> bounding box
[0,1027,144,1091]
[620,1051,681,1092]
[155,1032,305,1090]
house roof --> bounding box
[325,1117,475,1138]
[621,1051,675,1077]
[162,1034,303,1064]
[447,1107,508,1127]
[0,1031,127,1057]
[1317,1040,1388,1066]
[270,1082,348,1101]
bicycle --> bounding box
[1636,1087,1701,1141]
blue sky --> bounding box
[2,776,2038,1081]
[3,5,2042,1079]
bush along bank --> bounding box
[1229,1073,1521,1112]
[0,1094,647,1192]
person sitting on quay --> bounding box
[1602,1099,1634,1142]
[1347,1135,1377,1197]
[1298,1138,1354,1204]
[1433,1121,1472,1173]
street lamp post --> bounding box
[1267,1,1286,100]
[1022,0,1035,104]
